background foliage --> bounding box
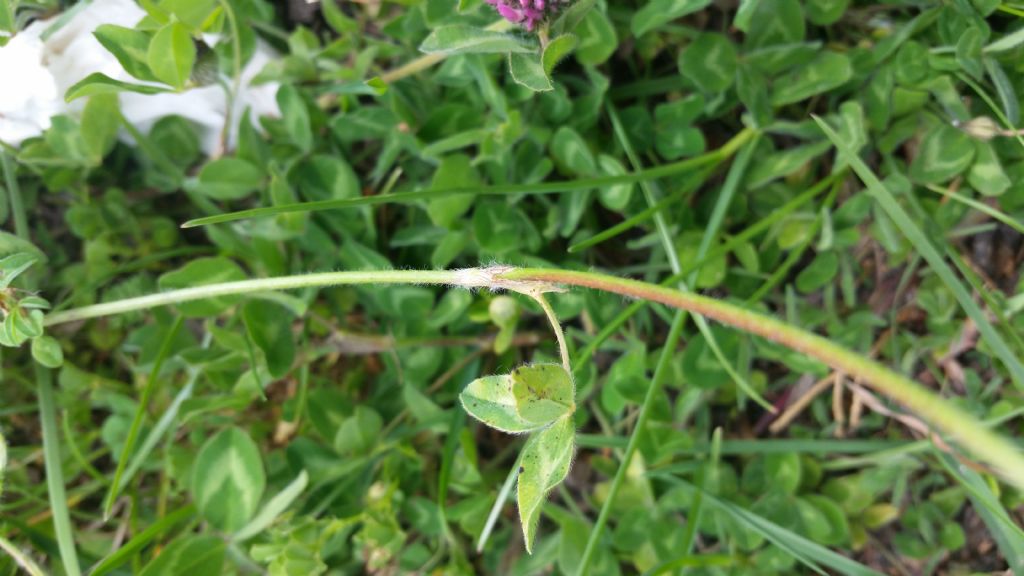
[2,0,1024,574]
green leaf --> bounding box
[771,51,852,106]
[81,94,121,162]
[678,33,738,93]
[138,535,225,576]
[631,0,711,38]
[509,53,553,92]
[93,24,158,81]
[747,141,831,188]
[233,471,310,542]
[460,374,542,433]
[796,251,838,293]
[157,257,247,317]
[460,364,575,433]
[574,10,617,66]
[147,22,196,89]
[334,406,383,454]
[0,253,38,289]
[276,85,313,152]
[31,336,64,368]
[551,0,595,35]
[65,72,173,102]
[427,154,480,228]
[242,300,296,379]
[908,123,976,184]
[194,158,265,200]
[542,34,578,76]
[805,0,848,25]
[190,428,266,532]
[518,415,575,554]
[511,364,575,426]
[967,141,1011,196]
[744,0,805,49]
[419,25,533,55]
[956,27,985,79]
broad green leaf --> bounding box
[0,253,38,289]
[967,141,1011,196]
[984,58,1020,125]
[733,0,760,31]
[796,251,839,293]
[678,33,737,93]
[908,123,975,184]
[81,94,120,162]
[242,300,296,379]
[233,471,310,542]
[138,535,225,576]
[193,158,265,200]
[427,154,481,228]
[334,406,383,454]
[551,126,597,175]
[31,335,64,368]
[805,0,848,25]
[147,22,196,89]
[631,0,711,38]
[93,24,158,81]
[160,0,218,31]
[460,374,542,433]
[771,51,852,106]
[518,415,575,553]
[654,96,706,160]
[596,154,633,211]
[511,364,575,426]
[509,53,553,92]
[574,10,617,66]
[157,257,246,317]
[744,0,805,49]
[542,34,577,76]
[276,85,313,152]
[65,72,173,102]
[737,63,772,127]
[956,26,984,79]
[551,0,595,35]
[419,25,533,54]
[190,428,266,532]
[747,141,831,188]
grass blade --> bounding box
[934,450,1024,573]
[102,315,183,520]
[180,129,756,228]
[813,115,1024,390]
[88,504,196,576]
[37,364,83,576]
[652,474,886,576]
[233,471,310,542]
[925,184,1024,235]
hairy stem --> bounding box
[44,266,1024,489]
[530,291,571,375]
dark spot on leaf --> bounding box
[519,466,525,473]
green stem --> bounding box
[44,265,1024,490]
[181,129,757,228]
[502,267,1024,487]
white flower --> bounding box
[0,0,280,154]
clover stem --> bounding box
[530,290,571,376]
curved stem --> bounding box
[44,266,1024,490]
[530,291,571,374]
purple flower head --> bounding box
[487,0,566,31]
